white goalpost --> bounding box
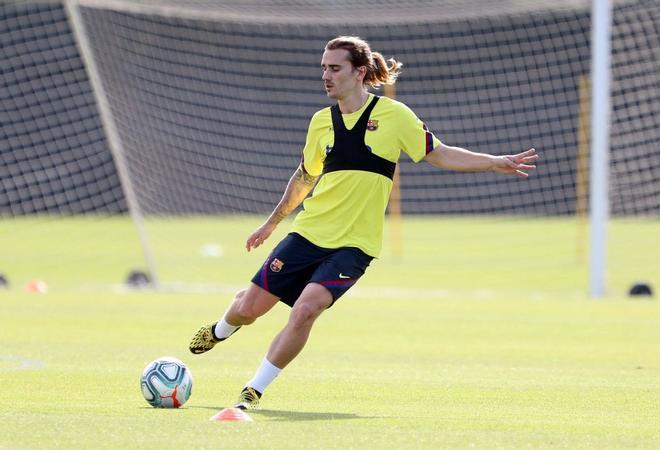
[589,0,612,298]
[66,0,161,288]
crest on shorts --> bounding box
[367,120,378,131]
[269,258,284,272]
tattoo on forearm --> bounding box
[268,167,318,225]
[270,210,288,224]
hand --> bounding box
[245,221,277,252]
[492,148,538,178]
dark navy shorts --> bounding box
[251,232,373,307]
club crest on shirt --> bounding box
[367,119,378,131]
[269,258,284,272]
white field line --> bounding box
[79,283,575,300]
[0,356,45,371]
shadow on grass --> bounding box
[191,405,374,421]
[252,409,371,422]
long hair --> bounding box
[325,36,402,88]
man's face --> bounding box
[321,49,364,100]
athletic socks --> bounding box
[246,357,282,394]
[212,317,240,340]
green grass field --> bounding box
[1,216,659,449]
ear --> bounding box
[356,66,367,82]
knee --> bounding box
[290,301,325,329]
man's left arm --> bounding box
[424,142,538,178]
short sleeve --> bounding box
[300,109,328,176]
[396,103,441,163]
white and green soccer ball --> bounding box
[140,356,193,408]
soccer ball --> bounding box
[140,356,193,408]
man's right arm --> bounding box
[245,164,319,251]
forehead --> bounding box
[321,48,351,66]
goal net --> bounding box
[1,0,658,295]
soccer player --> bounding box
[189,36,538,410]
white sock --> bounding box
[213,316,239,340]
[246,357,282,394]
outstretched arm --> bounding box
[424,142,538,178]
[245,164,319,251]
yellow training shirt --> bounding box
[291,94,440,257]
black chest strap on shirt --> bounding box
[323,95,397,180]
